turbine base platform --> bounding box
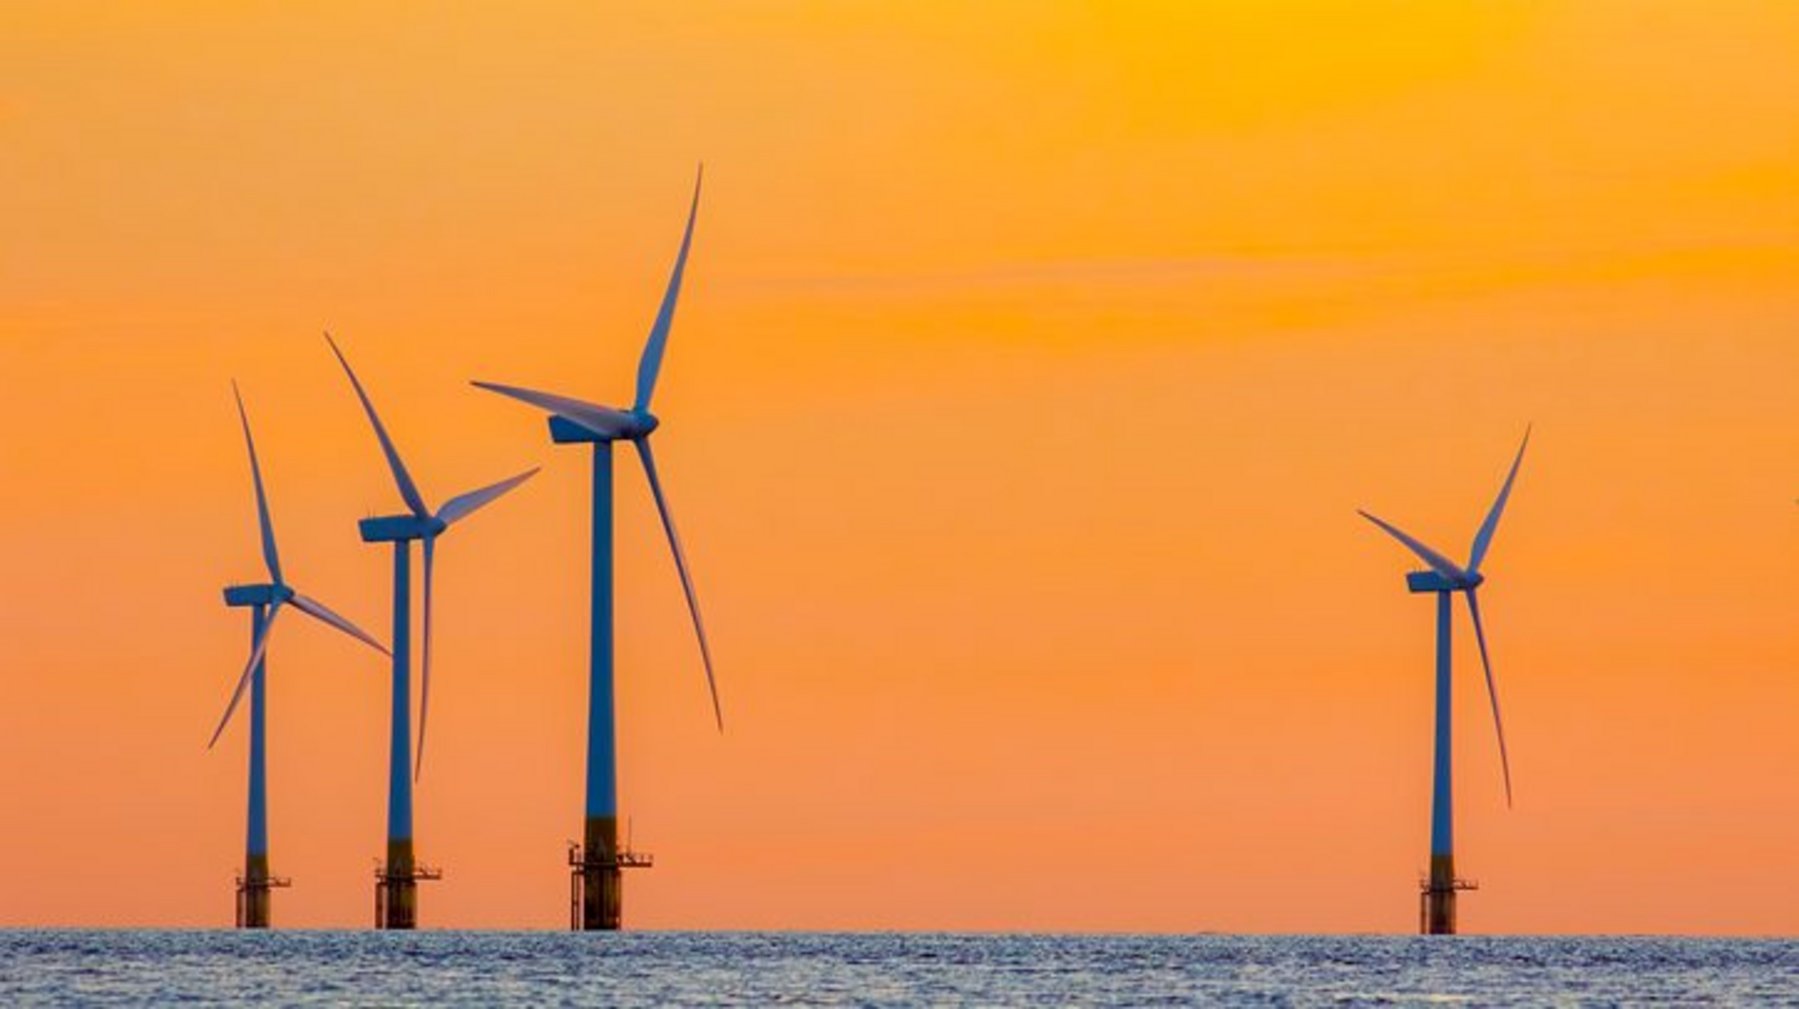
[1418,875,1478,935]
[374,862,443,930]
[234,873,292,929]
[568,842,652,931]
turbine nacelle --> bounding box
[358,513,451,543]
[1405,570,1483,594]
[223,583,288,608]
[549,409,659,444]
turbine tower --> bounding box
[471,167,722,931]
[1360,427,1529,935]
[209,383,389,928]
[326,334,538,929]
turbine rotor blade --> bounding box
[415,534,435,782]
[634,437,723,731]
[437,468,539,527]
[1464,589,1515,808]
[325,332,431,518]
[470,381,636,439]
[633,165,704,412]
[1357,510,1468,582]
[208,601,284,749]
[1468,425,1532,574]
[232,382,283,586]
[289,591,390,656]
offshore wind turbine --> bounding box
[471,167,721,931]
[209,383,389,928]
[1360,428,1529,935]
[325,333,538,929]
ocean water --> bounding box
[1,931,1794,1006]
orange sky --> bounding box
[1,1,1796,934]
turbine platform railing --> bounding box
[1417,875,1478,934]
[567,841,654,930]
[234,873,292,928]
[373,862,445,884]
[372,861,444,928]
[567,840,655,871]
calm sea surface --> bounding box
[1,932,1794,1006]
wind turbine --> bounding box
[1360,427,1529,935]
[209,383,389,928]
[325,333,538,929]
[471,166,721,931]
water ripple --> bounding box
[0,931,1794,1007]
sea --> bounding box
[1,931,1794,1006]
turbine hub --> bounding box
[631,411,660,437]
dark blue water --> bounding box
[1,932,1794,1006]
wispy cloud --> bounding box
[732,253,1370,296]
[730,239,1799,303]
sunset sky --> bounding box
[1,2,1796,934]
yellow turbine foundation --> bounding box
[375,839,440,929]
[570,816,651,930]
[234,853,289,929]
[1419,855,1477,935]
